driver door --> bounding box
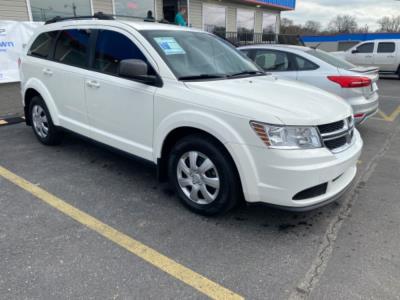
[84,29,157,160]
[347,42,375,66]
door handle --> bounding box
[86,80,100,89]
[42,68,53,76]
[365,55,373,58]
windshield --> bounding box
[306,49,356,70]
[141,30,262,80]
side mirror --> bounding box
[119,59,148,78]
[351,49,359,54]
[119,59,161,86]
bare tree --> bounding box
[304,20,322,34]
[356,24,369,33]
[280,18,322,35]
[328,15,358,33]
[377,16,400,32]
[280,18,302,34]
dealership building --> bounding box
[0,0,295,34]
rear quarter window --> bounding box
[28,31,58,58]
[294,55,319,71]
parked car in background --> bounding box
[20,17,362,216]
[239,45,380,124]
[332,40,400,78]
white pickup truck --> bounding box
[333,40,400,78]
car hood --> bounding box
[184,76,352,126]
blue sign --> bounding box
[302,33,400,43]
[242,0,296,10]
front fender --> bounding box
[154,110,246,159]
[154,110,260,200]
[22,78,60,125]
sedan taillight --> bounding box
[327,76,371,88]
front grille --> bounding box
[325,136,347,150]
[318,120,345,135]
[293,183,328,200]
[318,118,354,153]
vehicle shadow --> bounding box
[59,131,341,237]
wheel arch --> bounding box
[23,78,60,126]
[154,111,254,199]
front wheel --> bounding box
[168,134,242,216]
[29,96,63,145]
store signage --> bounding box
[0,21,42,83]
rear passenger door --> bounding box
[25,30,59,105]
[84,29,157,160]
[374,42,397,72]
[252,49,298,80]
[50,29,92,130]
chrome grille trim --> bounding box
[318,117,354,153]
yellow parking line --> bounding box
[0,120,8,125]
[377,106,400,122]
[0,165,243,300]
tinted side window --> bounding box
[240,49,251,58]
[93,30,148,75]
[254,50,293,71]
[377,42,395,53]
[295,55,319,71]
[356,43,374,53]
[54,29,91,68]
[28,31,58,58]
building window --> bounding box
[30,0,92,21]
[262,13,277,34]
[203,4,226,36]
[114,0,155,19]
[237,9,254,41]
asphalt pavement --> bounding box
[0,79,399,299]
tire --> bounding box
[29,96,63,145]
[168,134,242,216]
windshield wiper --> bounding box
[228,70,266,78]
[178,74,227,81]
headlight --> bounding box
[250,121,322,149]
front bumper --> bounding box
[229,129,363,210]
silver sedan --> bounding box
[239,44,380,124]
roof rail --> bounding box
[44,12,114,25]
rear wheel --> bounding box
[29,96,63,145]
[168,134,242,216]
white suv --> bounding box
[20,16,363,215]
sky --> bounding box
[283,0,400,30]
